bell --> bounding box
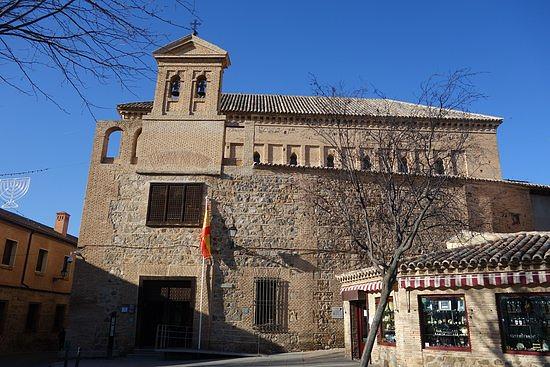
[170,81,180,97]
[197,79,207,97]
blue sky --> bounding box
[1,1,549,236]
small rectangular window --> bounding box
[254,278,288,333]
[419,295,470,350]
[52,304,66,332]
[61,256,71,277]
[1,239,17,266]
[35,249,48,273]
[146,183,204,227]
[376,297,396,346]
[497,293,550,354]
[0,300,7,334]
[25,303,40,332]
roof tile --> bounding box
[117,93,502,121]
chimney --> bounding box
[54,212,70,236]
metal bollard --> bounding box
[74,347,81,367]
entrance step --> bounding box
[126,349,163,358]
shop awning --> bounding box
[399,270,550,290]
[340,280,382,293]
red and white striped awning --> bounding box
[340,281,383,294]
[399,270,550,290]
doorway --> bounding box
[351,299,369,359]
[136,278,195,348]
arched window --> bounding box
[170,75,180,99]
[131,128,142,164]
[434,158,445,175]
[361,155,371,171]
[326,154,335,168]
[196,75,207,97]
[253,151,261,164]
[102,127,123,163]
[289,153,298,166]
[398,156,408,173]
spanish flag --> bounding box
[200,199,212,259]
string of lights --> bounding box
[0,161,87,177]
[0,168,51,177]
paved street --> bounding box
[43,349,360,367]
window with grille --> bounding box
[1,239,17,266]
[146,183,204,227]
[254,278,288,333]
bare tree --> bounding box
[307,70,486,366]
[0,0,198,113]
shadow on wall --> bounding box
[67,256,291,357]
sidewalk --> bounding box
[46,349,360,367]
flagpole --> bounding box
[198,256,205,350]
[198,196,208,350]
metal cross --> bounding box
[190,19,201,36]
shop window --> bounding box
[326,154,335,168]
[419,295,470,350]
[253,151,261,164]
[497,293,550,354]
[146,183,204,227]
[52,304,66,332]
[289,153,298,166]
[376,297,396,346]
[1,239,17,266]
[35,249,48,273]
[254,277,288,333]
[25,303,40,332]
[0,300,6,334]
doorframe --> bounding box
[135,276,197,348]
[350,297,369,359]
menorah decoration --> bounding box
[0,177,31,209]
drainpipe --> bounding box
[20,230,34,289]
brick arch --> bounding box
[131,127,142,164]
[101,126,123,163]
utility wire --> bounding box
[0,161,87,177]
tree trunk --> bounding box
[359,268,397,367]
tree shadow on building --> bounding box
[68,254,287,359]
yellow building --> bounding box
[0,209,77,354]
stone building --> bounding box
[0,209,77,354]
[67,34,550,357]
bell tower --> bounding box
[137,34,230,175]
[149,34,230,118]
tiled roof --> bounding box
[0,208,78,245]
[401,233,550,272]
[117,93,502,122]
